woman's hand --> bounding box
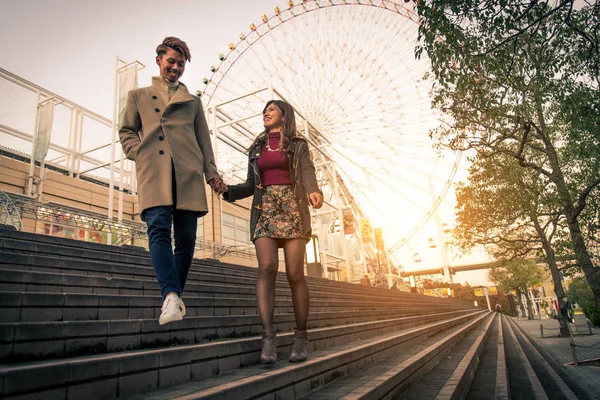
[309,192,323,209]
[209,177,228,195]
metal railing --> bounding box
[0,190,256,260]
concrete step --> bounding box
[0,308,459,364]
[0,310,481,399]
[1,230,453,302]
[399,312,495,400]
[0,267,461,312]
[0,250,267,289]
[0,228,152,259]
[0,228,483,400]
[1,288,469,323]
[465,313,504,400]
[505,316,578,400]
[121,311,487,400]
[1,231,349,289]
[0,249,454,309]
[301,311,493,399]
[495,315,510,400]
[502,315,548,399]
[1,236,259,282]
[0,267,257,299]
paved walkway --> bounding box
[512,316,600,400]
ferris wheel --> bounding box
[201,0,462,264]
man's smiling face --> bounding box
[156,48,186,83]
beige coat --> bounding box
[119,77,220,215]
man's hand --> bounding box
[208,177,228,195]
[309,192,323,209]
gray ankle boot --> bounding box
[289,330,308,363]
[260,329,277,364]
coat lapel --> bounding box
[150,76,194,109]
[168,82,194,106]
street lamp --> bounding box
[306,235,322,278]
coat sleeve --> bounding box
[194,97,221,183]
[118,91,142,161]
[298,141,322,196]
[223,160,256,202]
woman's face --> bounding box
[263,103,284,130]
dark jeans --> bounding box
[142,206,199,299]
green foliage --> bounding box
[488,258,547,320]
[567,277,600,327]
[420,277,478,305]
[415,0,600,309]
[488,258,547,294]
[451,150,569,261]
[415,0,600,202]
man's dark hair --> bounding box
[156,36,191,62]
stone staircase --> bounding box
[1,227,575,399]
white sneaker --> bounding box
[179,297,186,317]
[159,295,183,325]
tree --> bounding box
[566,276,600,326]
[452,152,572,334]
[579,185,600,261]
[488,259,548,319]
[415,0,600,310]
[452,282,479,307]
[421,277,479,306]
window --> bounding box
[222,213,250,246]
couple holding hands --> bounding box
[119,37,323,364]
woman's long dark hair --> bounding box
[249,100,297,151]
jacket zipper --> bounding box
[250,149,262,188]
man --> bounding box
[119,37,226,325]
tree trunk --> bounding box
[565,214,600,311]
[545,259,570,336]
[516,289,526,317]
[533,100,600,310]
[524,287,535,320]
[532,218,570,336]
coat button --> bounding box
[255,153,260,157]
[159,150,164,155]
[155,108,160,112]
[159,136,164,141]
[152,95,157,99]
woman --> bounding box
[223,100,323,363]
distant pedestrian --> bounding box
[360,275,371,286]
[495,303,502,313]
[374,269,387,288]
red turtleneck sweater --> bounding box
[258,132,292,186]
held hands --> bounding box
[309,192,323,209]
[208,177,228,195]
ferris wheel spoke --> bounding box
[201,1,460,254]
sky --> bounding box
[0,0,280,117]
[0,0,495,286]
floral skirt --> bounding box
[253,185,303,242]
